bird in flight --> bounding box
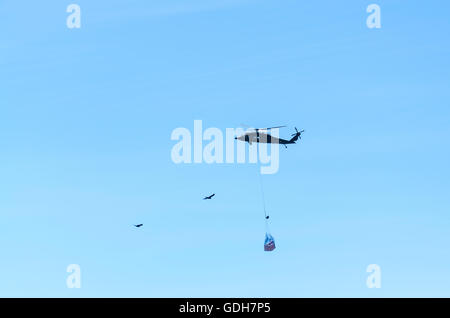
[203,193,215,200]
[134,224,143,228]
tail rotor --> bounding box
[291,127,304,139]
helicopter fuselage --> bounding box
[235,132,295,145]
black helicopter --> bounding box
[235,126,304,148]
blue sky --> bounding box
[1,0,449,297]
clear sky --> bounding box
[1,0,449,297]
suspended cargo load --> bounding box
[264,233,276,251]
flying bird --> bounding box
[134,224,143,228]
[203,193,215,200]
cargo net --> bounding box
[264,233,276,252]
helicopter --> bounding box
[235,126,304,148]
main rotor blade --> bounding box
[239,124,286,131]
[258,125,286,131]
